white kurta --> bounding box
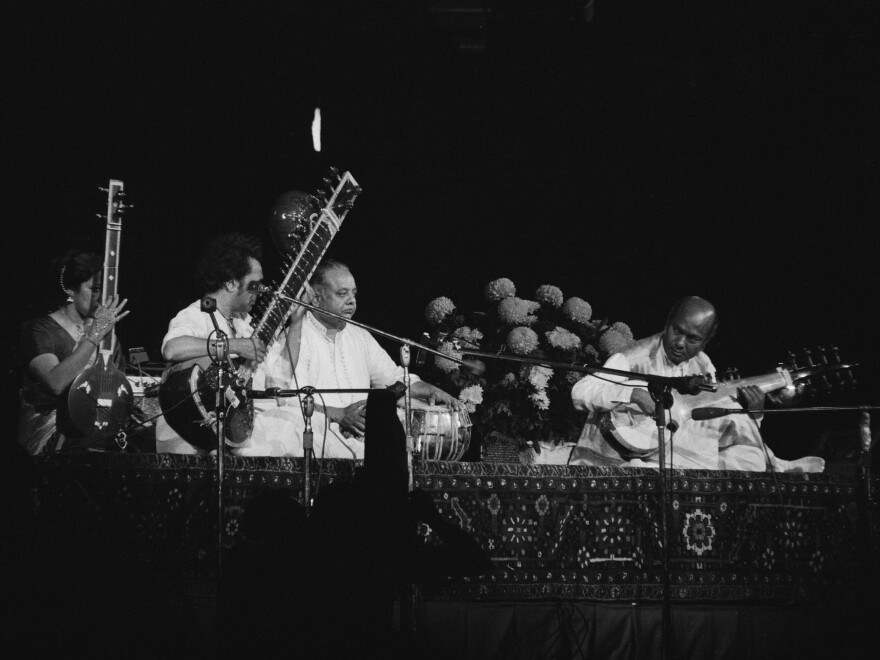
[155,301,254,454]
[238,312,418,458]
[565,333,822,472]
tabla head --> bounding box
[269,190,320,255]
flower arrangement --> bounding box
[422,278,635,459]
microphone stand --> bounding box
[647,380,676,660]
[400,345,415,492]
[270,294,481,371]
[301,392,315,513]
[203,303,231,586]
[248,386,375,514]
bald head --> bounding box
[662,296,717,365]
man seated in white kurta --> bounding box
[238,260,462,459]
[537,296,823,472]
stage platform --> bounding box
[7,452,879,658]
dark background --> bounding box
[5,1,879,458]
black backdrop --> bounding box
[6,1,879,457]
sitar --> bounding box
[68,179,134,440]
[598,359,855,455]
[158,170,361,451]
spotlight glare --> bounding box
[311,107,322,152]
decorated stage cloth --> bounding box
[28,453,876,604]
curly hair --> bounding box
[58,250,103,297]
[195,233,264,294]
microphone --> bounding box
[246,387,285,399]
[691,407,743,421]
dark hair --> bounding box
[58,250,103,296]
[310,259,350,288]
[195,233,263,294]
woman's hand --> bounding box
[84,295,130,343]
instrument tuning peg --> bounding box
[329,166,340,178]
[95,213,103,219]
[99,186,109,193]
[813,346,833,391]
[786,351,798,370]
[829,345,857,389]
[799,348,818,397]
[802,348,815,367]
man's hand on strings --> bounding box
[737,385,765,420]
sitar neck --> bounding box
[715,369,792,398]
[101,179,125,354]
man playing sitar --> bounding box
[566,296,824,472]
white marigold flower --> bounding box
[609,321,633,342]
[527,365,554,391]
[484,277,516,302]
[507,326,539,355]
[598,329,631,356]
[546,326,582,351]
[562,297,592,324]
[565,370,583,385]
[535,284,564,308]
[425,296,455,326]
[583,345,600,362]
[434,341,461,373]
[452,326,483,347]
[458,384,484,413]
[497,297,540,326]
[529,390,551,410]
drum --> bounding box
[398,402,472,461]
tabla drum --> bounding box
[397,401,472,461]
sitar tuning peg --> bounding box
[802,348,814,367]
[829,345,858,389]
[328,166,340,178]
